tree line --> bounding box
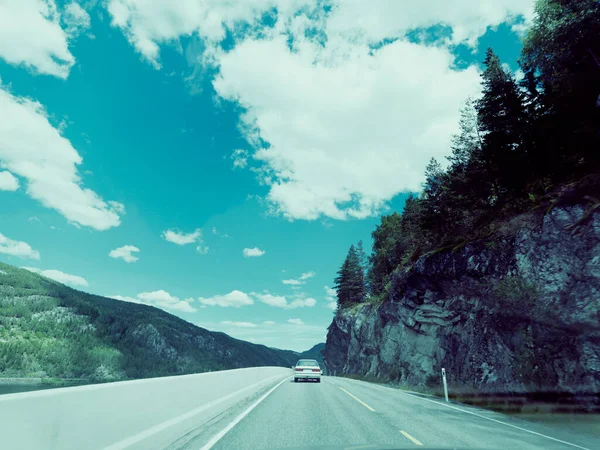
[334,0,600,309]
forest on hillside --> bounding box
[0,263,301,381]
[334,0,600,308]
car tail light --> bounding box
[311,369,320,372]
[295,368,303,371]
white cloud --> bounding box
[162,228,201,245]
[214,36,481,220]
[0,87,123,230]
[288,318,304,325]
[0,171,19,191]
[108,201,126,215]
[253,292,316,309]
[109,245,140,263]
[0,0,76,78]
[110,294,143,304]
[290,297,316,308]
[243,247,265,258]
[105,0,534,221]
[283,271,315,285]
[198,290,254,307]
[0,233,40,260]
[231,149,249,169]
[221,321,257,328]
[22,267,88,287]
[263,320,276,325]
[196,244,209,255]
[113,289,197,312]
[324,285,337,310]
[254,292,288,308]
[106,0,315,67]
[62,2,91,38]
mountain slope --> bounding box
[0,263,300,381]
[297,343,325,365]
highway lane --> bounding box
[185,376,598,450]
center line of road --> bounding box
[338,387,376,412]
[400,430,423,446]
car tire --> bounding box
[317,379,321,383]
[294,377,298,382]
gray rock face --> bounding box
[324,205,600,394]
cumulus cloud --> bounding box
[221,321,257,328]
[253,291,316,309]
[0,171,19,191]
[231,149,249,169]
[0,86,123,230]
[243,247,265,258]
[282,271,315,285]
[198,290,254,307]
[109,245,140,263]
[0,233,40,260]
[105,0,534,221]
[162,228,201,245]
[0,0,77,78]
[62,2,91,38]
[112,289,197,312]
[22,266,88,287]
[162,228,209,253]
[324,285,337,310]
[288,318,304,325]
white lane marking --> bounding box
[200,376,290,450]
[336,378,591,450]
[102,374,286,450]
[338,387,376,412]
[400,430,423,446]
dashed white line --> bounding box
[400,430,423,446]
[338,386,376,412]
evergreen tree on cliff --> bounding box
[334,244,366,308]
[476,48,528,200]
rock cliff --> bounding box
[324,204,600,394]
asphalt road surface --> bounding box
[175,376,598,450]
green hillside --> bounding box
[0,262,303,382]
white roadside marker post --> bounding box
[442,368,449,402]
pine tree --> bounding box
[334,244,366,307]
[476,48,529,199]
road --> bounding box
[175,376,598,450]
[1,369,598,449]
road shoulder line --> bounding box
[101,374,285,450]
[339,378,590,450]
[200,376,291,450]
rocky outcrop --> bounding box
[324,205,600,394]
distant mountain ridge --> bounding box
[0,262,319,382]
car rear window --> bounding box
[297,360,319,367]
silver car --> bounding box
[293,359,322,382]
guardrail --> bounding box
[0,366,290,450]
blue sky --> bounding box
[0,0,530,351]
